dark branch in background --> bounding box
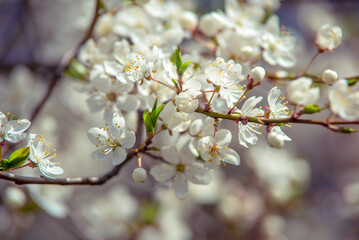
[29,0,101,123]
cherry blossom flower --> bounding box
[261,15,297,68]
[287,77,319,105]
[0,111,31,143]
[236,96,264,148]
[27,134,63,179]
[150,143,211,199]
[88,113,135,165]
[316,24,342,51]
[329,79,359,121]
[197,129,240,170]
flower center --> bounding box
[106,92,117,102]
[176,164,185,172]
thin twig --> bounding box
[29,0,101,123]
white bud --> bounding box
[267,131,284,149]
[180,11,198,31]
[133,0,150,6]
[316,24,343,51]
[322,69,338,85]
[249,66,265,85]
[199,12,226,37]
[4,187,26,209]
[94,13,114,37]
[132,167,147,183]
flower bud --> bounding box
[267,131,284,149]
[4,187,26,209]
[199,12,226,37]
[180,11,198,31]
[316,24,342,51]
[322,69,338,85]
[247,66,265,89]
[250,66,265,85]
[132,167,147,183]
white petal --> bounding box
[220,148,240,166]
[161,145,180,164]
[87,128,109,145]
[214,129,232,147]
[91,148,111,161]
[185,162,211,184]
[172,173,188,199]
[9,119,31,133]
[119,130,135,148]
[112,147,127,165]
[150,163,176,182]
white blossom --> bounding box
[261,15,297,68]
[150,143,211,199]
[316,24,343,51]
[88,113,135,165]
[198,129,240,170]
[0,111,30,143]
[236,96,264,148]
[287,77,320,105]
[329,79,359,121]
[27,134,63,179]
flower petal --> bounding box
[87,128,109,145]
[119,130,135,148]
[214,129,232,147]
[112,147,127,165]
[172,173,188,199]
[150,163,176,182]
[220,148,240,166]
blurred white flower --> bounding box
[150,143,211,199]
[287,77,319,105]
[316,24,343,51]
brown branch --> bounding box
[196,107,359,129]
[0,152,135,185]
[29,0,101,123]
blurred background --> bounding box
[1,0,359,239]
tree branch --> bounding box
[29,0,101,123]
[0,152,135,185]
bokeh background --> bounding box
[1,0,359,239]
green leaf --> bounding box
[8,147,30,168]
[0,160,9,170]
[339,127,357,134]
[151,98,158,113]
[347,77,359,86]
[143,110,154,134]
[174,46,183,74]
[302,104,321,114]
[150,104,165,131]
[179,61,192,75]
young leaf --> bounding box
[174,46,182,74]
[143,110,154,133]
[8,147,30,168]
[151,104,165,131]
[0,160,9,170]
[179,61,192,75]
